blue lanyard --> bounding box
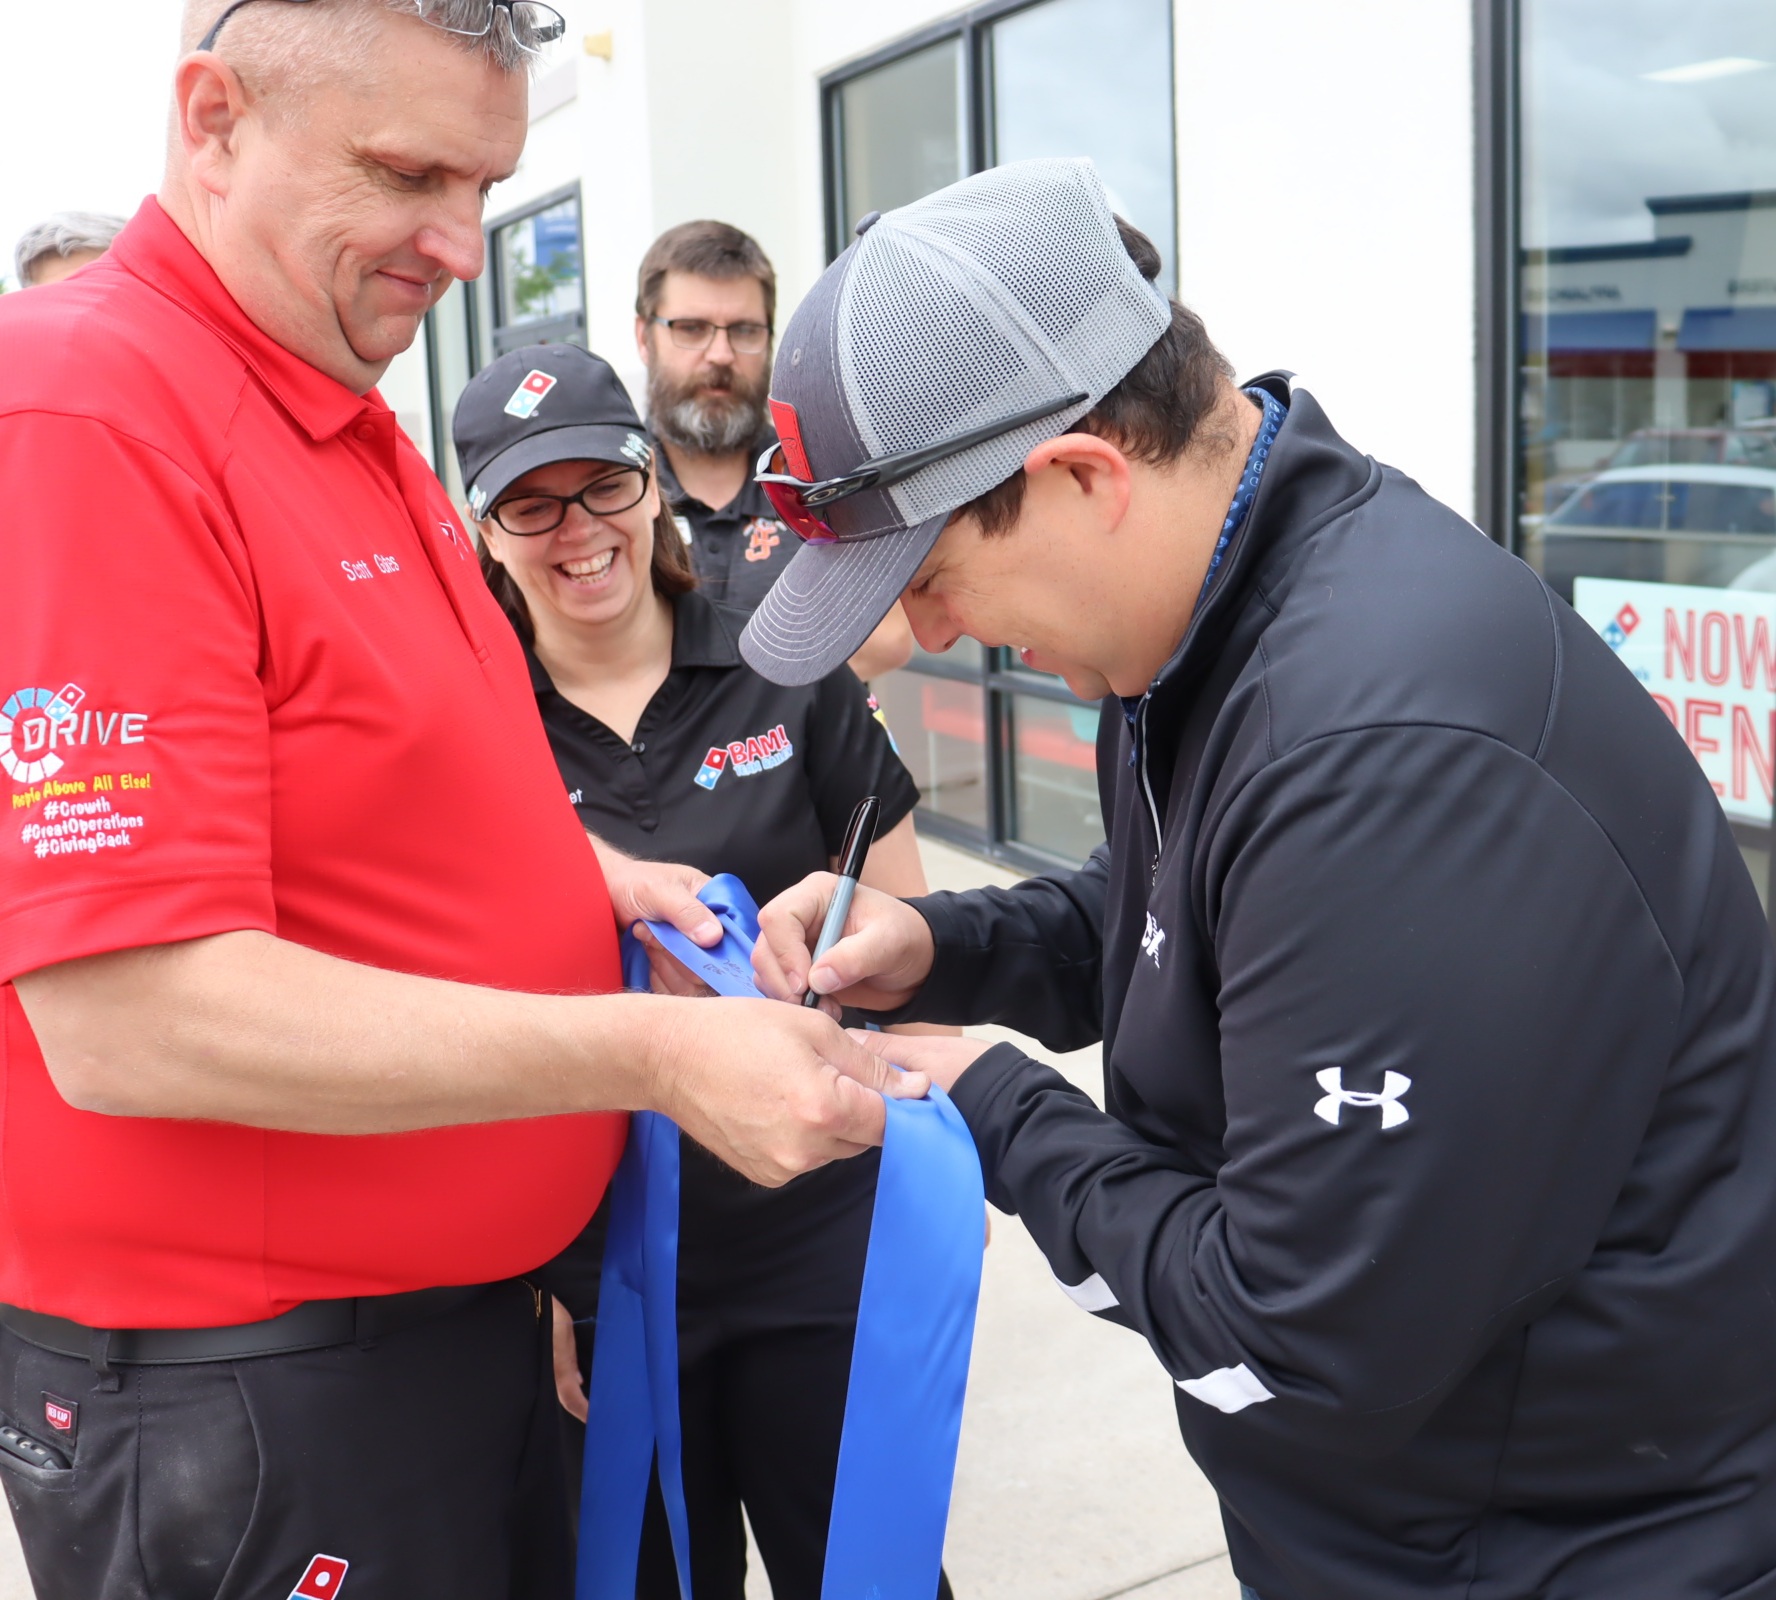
[577,877,985,1600]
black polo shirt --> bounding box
[655,428,796,614]
[528,589,919,1336]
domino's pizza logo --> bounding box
[289,1554,349,1599]
[694,747,728,790]
[504,370,558,420]
[692,726,795,792]
[1,684,84,784]
[1601,602,1640,651]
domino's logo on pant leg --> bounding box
[289,1555,349,1599]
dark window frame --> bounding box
[819,0,1172,872]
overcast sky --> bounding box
[1,2,185,288]
[1525,0,1776,246]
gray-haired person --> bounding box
[13,211,126,288]
[0,4,914,1598]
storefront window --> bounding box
[831,39,965,235]
[985,0,1175,290]
[1519,0,1776,892]
[824,0,1174,865]
[872,672,990,835]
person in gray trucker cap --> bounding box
[742,157,1776,1600]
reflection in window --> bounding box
[498,197,584,328]
[870,670,988,834]
[986,0,1175,288]
[832,40,964,236]
[1010,695,1102,863]
[1522,0,1776,866]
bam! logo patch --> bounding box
[289,1554,349,1600]
[692,726,794,790]
[504,370,558,420]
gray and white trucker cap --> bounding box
[738,157,1173,685]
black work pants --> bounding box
[0,1281,571,1600]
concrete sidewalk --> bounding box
[0,835,1237,1600]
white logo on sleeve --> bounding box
[1141,913,1166,966]
[1313,1068,1412,1129]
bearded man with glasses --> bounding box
[635,220,915,681]
[0,5,919,1597]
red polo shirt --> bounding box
[0,201,626,1328]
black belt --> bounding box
[0,1281,512,1367]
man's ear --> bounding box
[1020,432,1132,534]
[635,317,654,368]
[173,54,253,199]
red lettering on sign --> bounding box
[1702,611,1731,686]
[1736,614,1776,691]
[1733,706,1776,804]
[1667,609,1696,682]
[1685,698,1725,794]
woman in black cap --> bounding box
[451,344,949,1600]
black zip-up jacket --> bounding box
[904,379,1776,1599]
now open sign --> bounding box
[1575,576,1776,828]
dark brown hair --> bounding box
[636,220,777,329]
[479,493,696,646]
[959,217,1236,536]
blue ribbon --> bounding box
[578,875,984,1600]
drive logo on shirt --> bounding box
[743,518,784,563]
[2,684,148,785]
[503,369,558,420]
[692,725,795,790]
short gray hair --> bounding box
[14,212,127,287]
[179,0,536,98]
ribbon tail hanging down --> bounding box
[579,873,984,1600]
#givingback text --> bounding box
[19,794,144,857]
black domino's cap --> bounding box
[451,344,654,521]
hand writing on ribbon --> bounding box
[753,874,936,1016]
[646,998,928,1186]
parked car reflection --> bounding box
[1531,463,1776,601]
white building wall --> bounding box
[1173,0,1477,517]
[417,0,1480,518]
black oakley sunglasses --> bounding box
[754,391,1088,546]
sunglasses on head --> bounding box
[198,0,565,54]
[754,391,1088,545]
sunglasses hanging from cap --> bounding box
[754,390,1089,546]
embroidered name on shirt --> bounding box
[693,725,794,790]
[339,554,402,582]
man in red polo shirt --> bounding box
[0,3,912,1596]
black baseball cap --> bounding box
[451,344,654,520]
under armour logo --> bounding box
[1313,1068,1411,1129]
[1141,913,1165,966]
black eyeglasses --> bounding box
[199,0,565,54]
[754,391,1089,545]
[650,317,772,357]
[488,468,650,535]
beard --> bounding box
[647,357,770,456]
